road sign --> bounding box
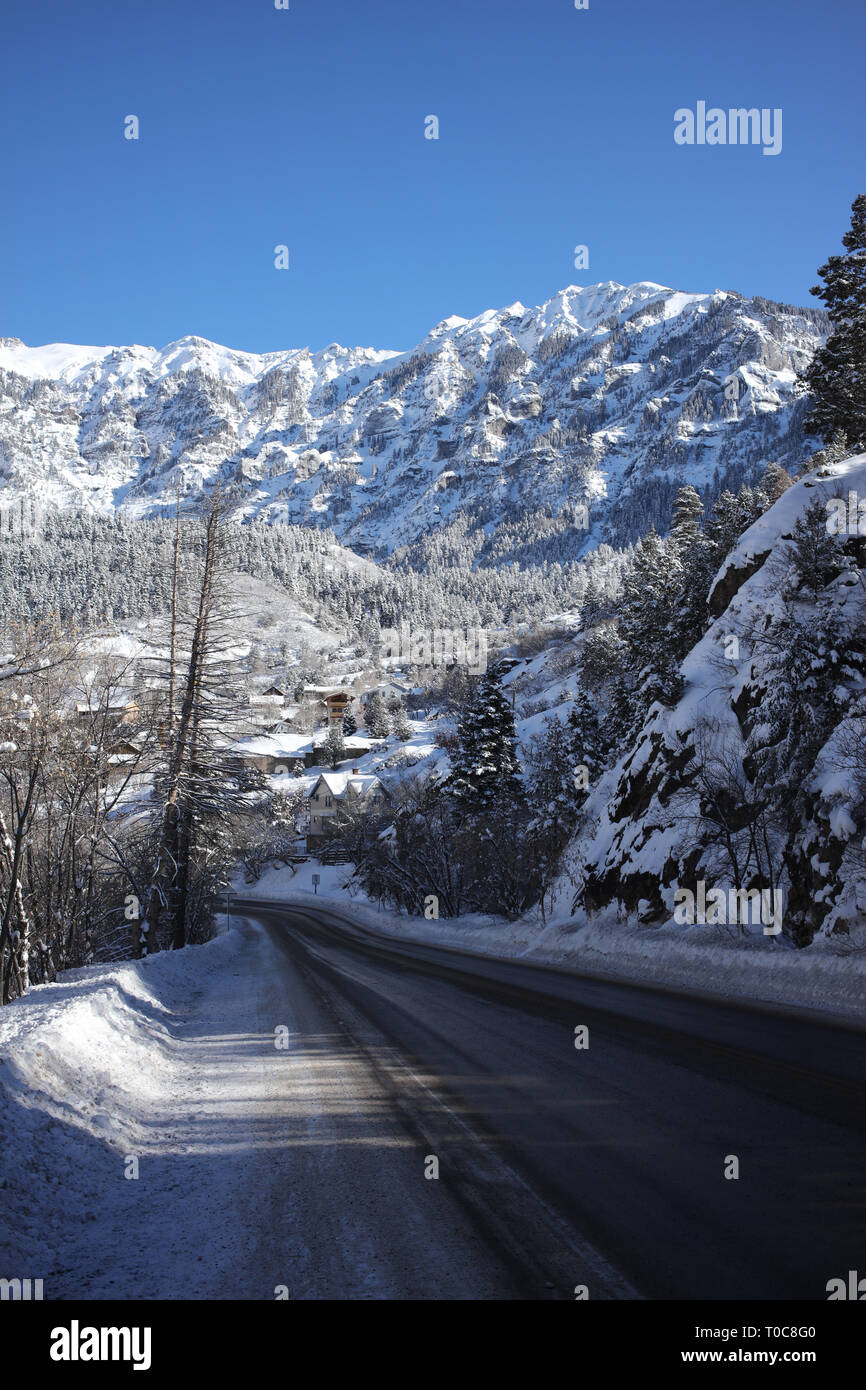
[312,873,320,894]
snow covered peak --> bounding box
[0,281,828,555]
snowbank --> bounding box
[0,928,251,1288]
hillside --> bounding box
[573,454,866,945]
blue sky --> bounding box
[2,0,864,353]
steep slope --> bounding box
[0,282,826,558]
[574,456,866,944]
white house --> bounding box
[362,680,410,705]
[307,770,389,846]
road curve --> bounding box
[231,895,866,1301]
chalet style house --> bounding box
[307,770,389,847]
[231,731,375,775]
[302,686,356,728]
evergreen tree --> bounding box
[342,710,358,737]
[364,690,391,738]
[670,485,704,546]
[392,706,412,741]
[706,486,763,558]
[667,485,718,659]
[526,716,585,884]
[446,668,522,819]
[322,724,346,769]
[746,606,856,824]
[567,689,603,786]
[801,193,866,447]
[619,528,684,711]
[141,481,248,954]
[826,429,852,467]
[806,429,853,475]
[580,577,606,629]
[601,675,636,763]
[760,460,793,503]
[789,498,850,600]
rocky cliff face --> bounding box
[0,281,826,558]
[575,457,866,944]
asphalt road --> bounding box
[231,896,866,1301]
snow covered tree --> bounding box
[392,707,412,741]
[446,668,522,820]
[789,498,849,600]
[666,485,719,660]
[579,577,608,630]
[580,620,628,693]
[322,724,346,769]
[350,774,470,918]
[746,605,857,827]
[805,429,854,475]
[364,690,391,738]
[760,460,793,503]
[342,710,357,737]
[690,717,783,921]
[0,630,160,999]
[526,702,600,890]
[601,675,637,763]
[801,193,866,448]
[670,485,704,546]
[705,486,764,559]
[619,528,684,711]
[140,479,251,954]
[567,688,603,783]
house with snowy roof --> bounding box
[74,694,140,727]
[361,679,410,704]
[231,732,313,774]
[307,769,389,847]
[302,685,356,728]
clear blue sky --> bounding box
[2,0,864,353]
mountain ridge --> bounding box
[0,281,828,558]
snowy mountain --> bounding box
[0,282,827,558]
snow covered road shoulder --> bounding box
[0,921,309,1299]
[2,910,586,1300]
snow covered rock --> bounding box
[0,282,826,559]
[575,455,866,945]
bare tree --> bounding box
[141,478,255,952]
